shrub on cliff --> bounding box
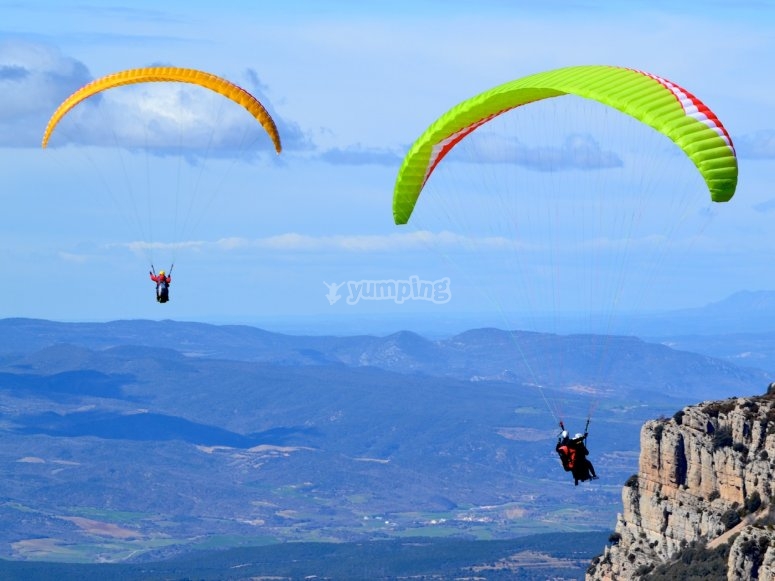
[712,426,734,450]
[703,401,737,418]
[722,509,742,530]
[733,442,749,456]
[647,540,730,581]
[745,491,762,514]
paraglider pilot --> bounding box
[556,422,598,486]
[150,268,171,303]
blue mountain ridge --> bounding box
[0,309,772,564]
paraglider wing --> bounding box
[41,66,282,153]
[393,65,738,225]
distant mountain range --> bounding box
[0,308,773,564]
[621,289,775,336]
[0,317,767,400]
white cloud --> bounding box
[57,251,92,263]
[108,231,515,254]
[0,39,91,146]
[46,74,304,156]
[236,231,516,252]
[0,39,310,155]
[107,229,706,256]
[457,132,622,171]
[318,144,401,166]
[120,240,205,253]
[736,131,775,159]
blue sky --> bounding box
[1,1,774,333]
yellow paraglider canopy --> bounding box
[42,66,282,153]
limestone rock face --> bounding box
[587,389,775,580]
[728,526,775,581]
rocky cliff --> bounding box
[587,384,775,580]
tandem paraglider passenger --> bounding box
[150,269,171,303]
[556,424,598,486]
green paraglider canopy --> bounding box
[393,65,737,225]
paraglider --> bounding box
[150,267,172,303]
[42,66,282,153]
[393,64,737,225]
[42,66,282,304]
[556,421,598,485]
[392,65,739,483]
